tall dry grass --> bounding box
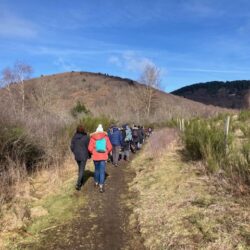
[144,128,178,158]
[130,129,250,249]
[0,93,71,208]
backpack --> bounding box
[132,129,138,138]
[96,138,106,153]
[125,129,132,142]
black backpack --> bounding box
[132,129,138,138]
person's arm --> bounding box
[85,135,90,147]
[106,136,112,153]
[119,131,123,145]
[88,137,94,153]
[70,136,75,152]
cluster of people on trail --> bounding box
[70,124,153,193]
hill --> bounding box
[1,71,230,124]
[172,80,250,109]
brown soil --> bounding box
[20,158,145,250]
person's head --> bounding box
[96,124,104,133]
[76,125,85,134]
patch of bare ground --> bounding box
[129,128,250,250]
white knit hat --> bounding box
[96,124,104,132]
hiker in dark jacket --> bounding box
[108,126,123,167]
[121,125,132,161]
[132,126,139,150]
[137,126,143,149]
[70,125,90,191]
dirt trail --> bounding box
[21,158,145,250]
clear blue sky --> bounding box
[1,0,250,92]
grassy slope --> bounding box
[130,129,250,249]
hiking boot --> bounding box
[99,185,105,193]
[94,182,99,188]
[115,163,119,167]
[75,185,81,191]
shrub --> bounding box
[0,126,45,171]
[182,114,250,184]
[66,115,117,138]
[183,118,232,172]
[238,110,250,122]
[71,101,90,118]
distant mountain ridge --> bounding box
[172,80,250,109]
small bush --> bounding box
[66,115,116,137]
[182,114,250,184]
[183,119,229,171]
[238,110,250,122]
[71,101,90,118]
[0,126,45,171]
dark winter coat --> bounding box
[108,127,123,146]
[138,128,144,144]
[132,128,139,143]
[70,132,90,161]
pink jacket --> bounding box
[88,132,112,161]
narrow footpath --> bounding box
[21,158,145,250]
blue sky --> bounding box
[1,0,250,92]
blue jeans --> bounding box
[94,161,106,185]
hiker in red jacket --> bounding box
[88,124,112,193]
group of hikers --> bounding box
[70,124,152,193]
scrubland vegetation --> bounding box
[0,65,249,249]
[130,129,250,249]
[0,82,114,247]
[182,110,250,186]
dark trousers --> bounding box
[76,160,87,187]
[112,146,120,164]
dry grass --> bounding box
[0,71,231,124]
[0,156,82,249]
[129,130,250,249]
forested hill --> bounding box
[172,80,250,109]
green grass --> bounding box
[4,173,86,249]
[27,178,84,236]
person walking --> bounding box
[108,125,123,167]
[121,125,132,161]
[132,126,139,150]
[70,125,90,191]
[88,124,112,193]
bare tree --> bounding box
[1,62,33,116]
[139,63,161,120]
[2,67,18,115]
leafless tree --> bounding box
[1,62,33,116]
[139,63,161,121]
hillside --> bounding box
[1,71,230,124]
[172,80,250,109]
